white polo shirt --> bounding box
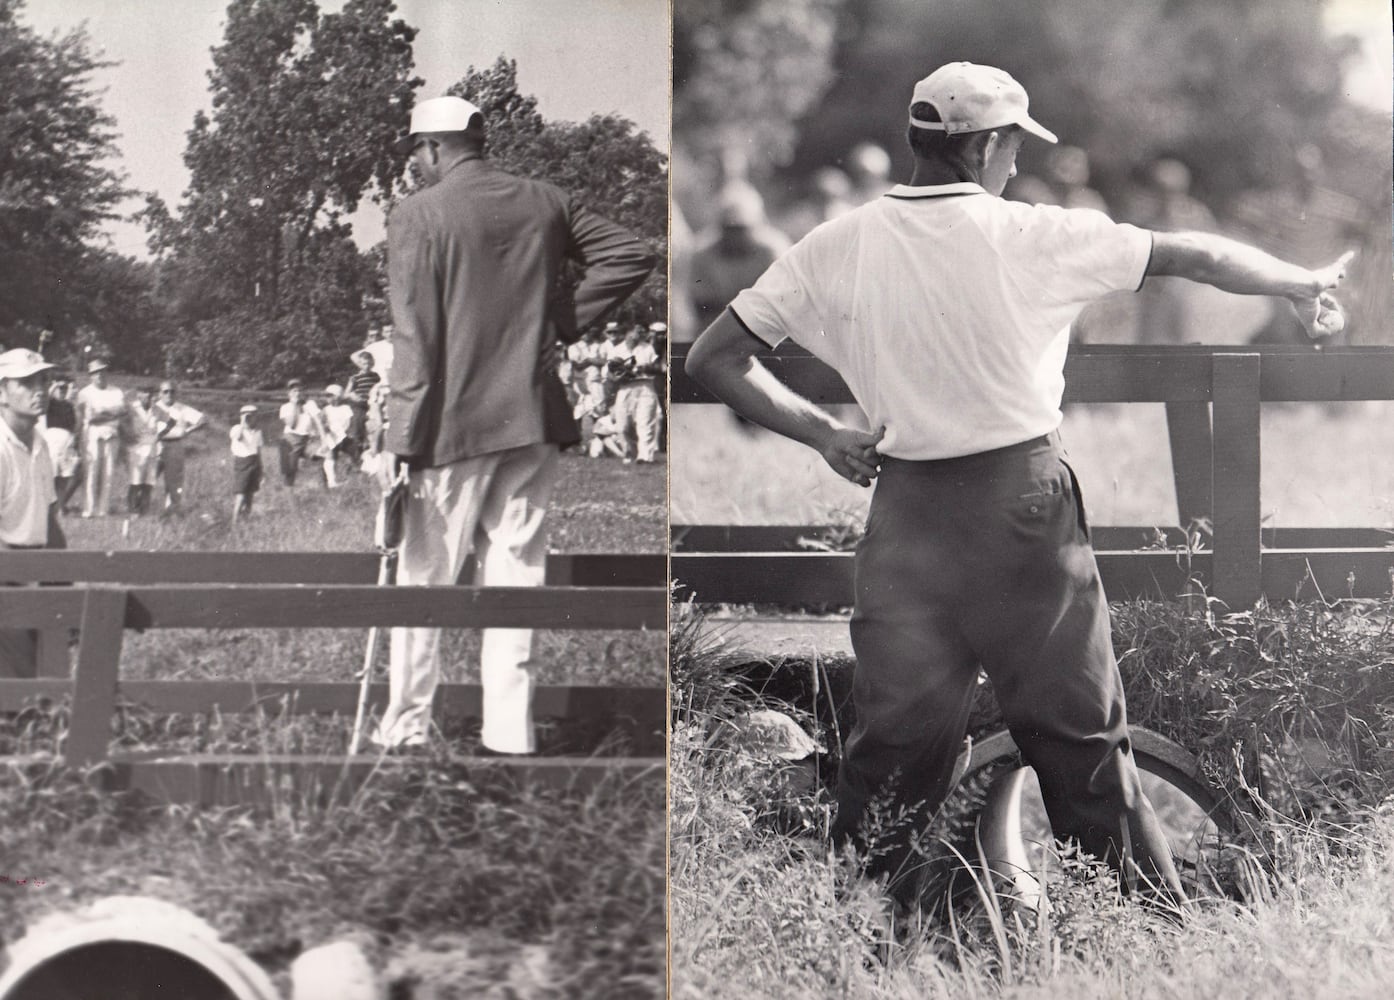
[730,182,1153,459]
[0,418,56,547]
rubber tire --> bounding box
[956,725,1237,904]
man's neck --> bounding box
[907,159,980,188]
[438,149,483,179]
[1,409,36,448]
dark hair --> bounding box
[424,120,486,156]
[907,102,1021,182]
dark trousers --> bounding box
[832,434,1182,902]
[279,434,309,485]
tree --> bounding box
[156,0,419,384]
[0,0,129,346]
[674,0,846,177]
[442,58,669,328]
[785,0,1350,210]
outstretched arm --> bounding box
[1148,232,1354,337]
[686,310,884,487]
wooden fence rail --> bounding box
[0,551,666,803]
[671,343,1394,609]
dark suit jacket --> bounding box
[385,157,654,466]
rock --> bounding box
[291,940,381,1000]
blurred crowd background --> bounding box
[671,0,1393,347]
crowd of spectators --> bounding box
[37,361,209,518]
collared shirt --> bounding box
[730,182,1152,460]
[0,418,55,547]
[154,400,205,441]
[229,424,263,458]
[76,384,127,427]
[567,340,608,391]
[279,399,322,438]
[607,341,661,390]
[127,400,163,447]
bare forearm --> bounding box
[1148,231,1321,299]
[685,313,841,452]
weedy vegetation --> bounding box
[1,402,666,999]
[670,590,1394,999]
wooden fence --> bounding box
[671,343,1394,610]
[0,550,665,804]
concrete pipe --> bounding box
[0,897,279,1000]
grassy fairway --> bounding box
[0,414,667,999]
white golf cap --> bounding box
[909,62,1057,144]
[394,96,483,153]
[0,348,54,380]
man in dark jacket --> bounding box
[373,96,654,753]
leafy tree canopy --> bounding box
[156,0,420,385]
[0,0,130,345]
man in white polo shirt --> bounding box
[0,349,65,677]
[686,62,1353,907]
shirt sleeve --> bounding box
[728,239,826,352]
[1023,205,1154,303]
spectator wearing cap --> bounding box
[689,183,790,331]
[74,359,125,517]
[649,321,669,453]
[277,379,326,487]
[124,385,162,516]
[39,375,81,513]
[565,325,610,450]
[607,324,664,463]
[598,320,629,412]
[319,384,356,487]
[0,349,64,678]
[373,95,652,753]
[229,404,264,521]
[151,381,206,512]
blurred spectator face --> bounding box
[605,324,625,344]
[1150,158,1192,195]
[625,325,644,347]
[1048,146,1091,188]
[812,167,853,205]
[848,142,892,185]
[49,380,70,400]
[716,183,767,249]
[137,388,154,408]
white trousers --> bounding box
[374,442,561,752]
[128,443,158,485]
[614,384,662,462]
[82,426,120,516]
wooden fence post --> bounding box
[1211,354,1262,609]
[65,587,127,769]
